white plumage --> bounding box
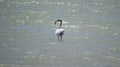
[55,29,64,35]
[54,19,65,40]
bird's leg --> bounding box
[60,35,63,40]
[58,36,59,40]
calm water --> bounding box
[0,0,120,67]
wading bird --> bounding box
[54,19,65,40]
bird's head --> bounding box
[54,19,62,28]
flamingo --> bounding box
[54,19,65,40]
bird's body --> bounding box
[54,19,65,40]
[55,28,64,40]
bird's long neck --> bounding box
[59,21,62,29]
[54,19,62,29]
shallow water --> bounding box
[0,0,120,67]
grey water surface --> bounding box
[0,0,120,67]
